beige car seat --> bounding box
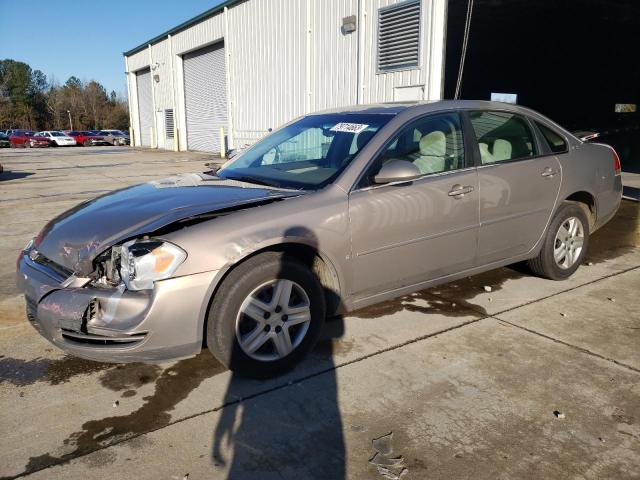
[493,139,512,162]
[413,131,447,174]
[479,142,494,164]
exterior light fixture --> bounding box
[342,15,357,34]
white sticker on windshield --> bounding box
[330,122,369,134]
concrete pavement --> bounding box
[0,147,638,479]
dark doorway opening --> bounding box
[444,0,640,172]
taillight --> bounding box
[612,148,621,175]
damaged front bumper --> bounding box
[16,252,218,363]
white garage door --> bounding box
[183,42,228,152]
[136,68,153,147]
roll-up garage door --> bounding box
[136,68,153,147]
[183,42,228,152]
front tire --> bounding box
[528,202,590,280]
[206,252,325,378]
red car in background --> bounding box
[9,130,50,148]
[67,131,110,146]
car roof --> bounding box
[314,100,540,116]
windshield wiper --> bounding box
[225,175,286,189]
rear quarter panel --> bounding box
[557,142,622,231]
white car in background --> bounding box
[35,131,76,146]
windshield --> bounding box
[217,113,392,190]
[51,132,65,137]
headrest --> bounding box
[493,139,512,161]
[419,131,446,156]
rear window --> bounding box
[536,122,567,153]
[469,111,536,164]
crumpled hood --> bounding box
[35,173,301,275]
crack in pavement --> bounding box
[495,318,640,374]
[430,264,640,374]
[7,264,640,479]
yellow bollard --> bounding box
[129,127,134,146]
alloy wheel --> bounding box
[554,216,584,269]
[235,279,311,361]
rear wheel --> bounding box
[83,140,90,146]
[528,202,589,280]
[206,252,325,378]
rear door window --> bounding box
[469,111,537,164]
[536,122,568,153]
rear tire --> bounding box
[528,202,590,280]
[206,252,325,378]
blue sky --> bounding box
[0,0,223,96]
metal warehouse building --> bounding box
[123,0,447,153]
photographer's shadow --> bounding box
[212,228,347,479]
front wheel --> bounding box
[206,252,325,378]
[528,202,590,280]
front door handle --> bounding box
[541,167,559,178]
[448,184,474,197]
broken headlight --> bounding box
[119,239,187,291]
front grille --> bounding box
[61,329,146,346]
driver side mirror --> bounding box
[374,159,422,184]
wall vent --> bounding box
[377,0,421,71]
[164,109,175,139]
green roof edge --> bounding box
[123,0,240,57]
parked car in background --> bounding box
[9,130,39,147]
[0,132,10,148]
[98,130,130,146]
[8,130,31,146]
[16,100,622,377]
[35,131,77,147]
[67,131,109,146]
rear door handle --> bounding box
[541,167,559,177]
[448,184,474,197]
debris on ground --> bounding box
[369,432,408,479]
[587,261,594,266]
[608,297,616,302]
[560,313,567,317]
[599,437,606,443]
[553,410,565,419]
[483,286,492,292]
[112,400,119,408]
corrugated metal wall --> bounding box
[228,0,308,146]
[124,0,446,151]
